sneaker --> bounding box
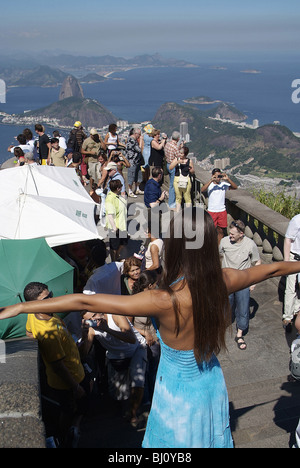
[129,191,137,198]
[136,189,144,195]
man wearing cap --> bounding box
[81,128,106,188]
[106,161,126,198]
[219,220,261,350]
[67,122,86,152]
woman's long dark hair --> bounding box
[161,207,230,362]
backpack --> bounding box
[290,336,300,381]
[67,129,80,152]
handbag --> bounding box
[177,167,189,188]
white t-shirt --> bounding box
[285,214,300,255]
[10,144,32,154]
[59,136,67,150]
[207,181,231,212]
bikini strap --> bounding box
[169,275,185,287]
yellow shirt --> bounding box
[105,191,127,231]
[26,314,84,390]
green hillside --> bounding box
[26,96,117,128]
[152,102,300,178]
[13,66,67,87]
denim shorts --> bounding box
[127,164,142,185]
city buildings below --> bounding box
[214,158,231,170]
[116,120,129,129]
[180,121,190,143]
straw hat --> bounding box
[144,124,154,134]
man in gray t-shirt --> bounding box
[219,220,261,350]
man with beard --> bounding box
[81,128,106,188]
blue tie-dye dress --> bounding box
[142,326,234,448]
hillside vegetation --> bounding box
[26,97,116,128]
[152,102,300,177]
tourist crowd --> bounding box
[1,119,300,449]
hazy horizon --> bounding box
[1,0,299,64]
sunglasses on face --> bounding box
[231,222,244,233]
[42,291,53,300]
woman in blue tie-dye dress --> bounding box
[142,315,233,448]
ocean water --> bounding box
[0,61,300,165]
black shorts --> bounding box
[47,373,91,417]
[109,229,128,251]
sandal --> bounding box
[235,336,247,350]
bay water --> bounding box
[1,61,300,165]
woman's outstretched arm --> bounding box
[0,289,172,321]
[223,261,300,295]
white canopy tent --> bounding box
[0,165,101,247]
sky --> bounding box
[1,0,300,62]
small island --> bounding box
[240,69,261,74]
[183,96,222,105]
[210,66,227,71]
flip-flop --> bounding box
[235,336,247,350]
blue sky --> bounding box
[1,0,300,61]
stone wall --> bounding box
[0,337,46,448]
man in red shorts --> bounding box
[201,168,237,236]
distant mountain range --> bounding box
[10,65,67,87]
[0,53,197,86]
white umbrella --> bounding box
[0,165,101,247]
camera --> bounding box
[218,174,224,178]
[85,319,98,328]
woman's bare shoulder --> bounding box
[149,288,173,308]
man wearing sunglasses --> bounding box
[201,168,237,237]
[24,282,90,447]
